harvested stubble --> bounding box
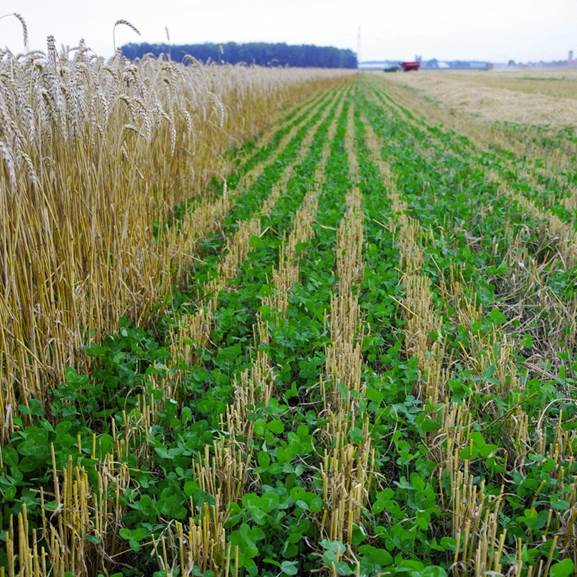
[7,66,577,577]
[488,175,577,269]
[383,71,577,127]
[439,265,519,396]
[3,445,130,577]
[368,80,577,368]
[147,89,347,576]
[319,105,374,562]
[322,106,365,413]
[168,88,342,371]
[261,92,346,318]
[373,74,577,210]
[362,118,448,405]
[361,100,513,576]
[0,40,350,442]
[363,78,577,575]
[162,87,333,291]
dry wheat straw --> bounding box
[319,106,373,565]
[0,40,350,442]
[0,13,28,47]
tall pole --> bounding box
[357,25,361,65]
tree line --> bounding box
[121,42,358,69]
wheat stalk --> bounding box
[112,19,141,52]
[0,12,28,47]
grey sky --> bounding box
[1,0,576,62]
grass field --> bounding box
[1,59,577,577]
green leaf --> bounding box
[129,539,141,553]
[321,539,346,565]
[366,387,384,403]
[257,451,271,467]
[267,418,285,434]
[280,561,298,575]
[349,427,364,444]
[550,559,574,577]
[158,487,187,520]
[552,497,571,511]
[254,419,266,436]
[184,480,198,497]
[86,534,101,545]
[335,561,354,576]
[488,307,506,325]
[358,545,393,566]
[420,567,448,577]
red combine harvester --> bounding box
[401,61,421,72]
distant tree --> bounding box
[121,42,358,69]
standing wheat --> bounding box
[113,19,141,52]
[0,12,28,48]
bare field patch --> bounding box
[383,69,577,126]
[414,69,577,100]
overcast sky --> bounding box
[1,0,576,63]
